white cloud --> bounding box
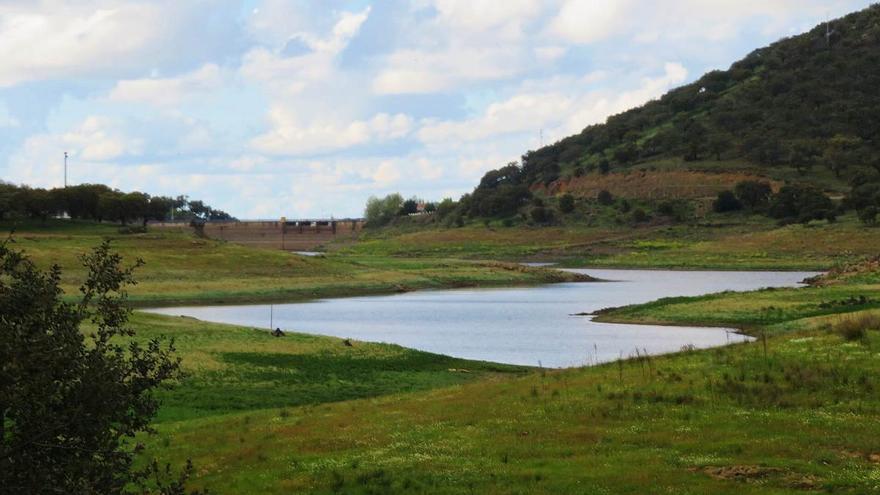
[372,161,401,185]
[430,0,543,36]
[108,64,224,106]
[0,1,196,87]
[419,92,572,144]
[373,46,524,94]
[61,116,143,161]
[549,0,632,44]
[252,110,413,155]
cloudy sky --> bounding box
[0,1,872,218]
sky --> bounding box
[0,0,873,219]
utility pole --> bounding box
[63,152,68,187]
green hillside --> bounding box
[522,5,880,188]
[424,5,880,229]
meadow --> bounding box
[7,218,880,493]
[1,219,585,306]
[345,213,880,270]
[141,286,880,493]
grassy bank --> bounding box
[125,312,527,424]
[2,219,587,306]
[346,214,880,270]
[136,265,880,494]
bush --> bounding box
[768,183,834,223]
[631,208,650,223]
[364,193,403,227]
[558,193,575,213]
[734,180,773,210]
[530,206,554,224]
[834,313,880,342]
[597,190,614,206]
[657,199,691,221]
[858,205,878,225]
[713,190,743,213]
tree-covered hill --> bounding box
[518,4,880,189]
[435,5,880,228]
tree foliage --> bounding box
[0,182,232,225]
[0,241,195,494]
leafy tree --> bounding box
[435,198,457,219]
[597,190,614,206]
[529,206,553,224]
[768,183,834,223]
[364,193,404,227]
[713,190,743,213]
[558,193,575,213]
[734,180,773,210]
[0,241,194,494]
[400,198,419,215]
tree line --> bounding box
[0,182,233,225]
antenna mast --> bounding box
[63,152,68,187]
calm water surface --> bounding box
[145,269,816,368]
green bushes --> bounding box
[833,313,880,342]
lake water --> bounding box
[144,269,817,368]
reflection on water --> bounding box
[145,268,816,368]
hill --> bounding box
[442,5,880,227]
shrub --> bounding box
[713,190,743,213]
[631,208,650,223]
[558,193,575,213]
[834,313,880,342]
[597,190,614,206]
[657,199,691,221]
[530,206,554,224]
[768,183,834,224]
[734,180,773,210]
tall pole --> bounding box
[63,152,68,188]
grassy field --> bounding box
[9,218,880,493]
[1,219,586,306]
[345,214,880,270]
[140,277,880,493]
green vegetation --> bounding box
[1,219,586,306]
[140,264,880,493]
[0,182,232,225]
[0,241,188,494]
[378,6,880,229]
[129,312,527,424]
[346,213,880,270]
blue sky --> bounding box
[0,0,873,218]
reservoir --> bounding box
[145,269,816,368]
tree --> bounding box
[0,183,20,220]
[400,198,419,215]
[0,241,194,494]
[364,193,403,227]
[734,180,773,210]
[558,193,575,213]
[768,183,834,224]
[713,190,743,213]
[435,198,457,219]
[530,206,553,224]
[597,190,614,206]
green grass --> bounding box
[12,218,880,493]
[129,262,880,494]
[344,214,880,270]
[1,219,586,306]
[126,312,527,424]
